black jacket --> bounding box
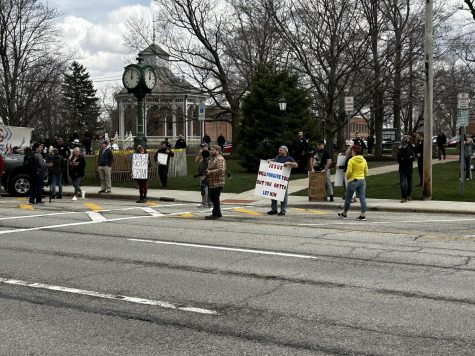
[69,156,86,178]
[397,146,415,173]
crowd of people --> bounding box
[16,129,473,221]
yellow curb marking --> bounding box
[16,197,28,201]
[233,208,262,216]
[146,202,160,207]
[19,204,34,210]
[294,208,328,215]
[179,213,194,218]
[84,203,103,211]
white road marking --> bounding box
[0,277,217,315]
[141,207,164,217]
[86,211,107,222]
[128,238,322,260]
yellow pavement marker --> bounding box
[84,203,103,211]
[16,197,28,201]
[233,207,262,216]
[19,204,34,210]
[179,212,194,218]
[294,208,328,215]
[146,201,160,207]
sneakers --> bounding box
[356,215,367,221]
[338,212,347,219]
[136,198,144,203]
[407,196,412,201]
[81,191,86,199]
[267,210,278,215]
[98,190,105,194]
[105,190,111,193]
[72,195,77,201]
[401,199,406,203]
[278,211,286,216]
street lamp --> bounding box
[321,118,326,143]
[279,97,287,143]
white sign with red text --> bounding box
[0,125,33,153]
[254,159,292,201]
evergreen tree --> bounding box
[239,66,317,171]
[61,61,101,138]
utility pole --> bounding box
[423,0,433,200]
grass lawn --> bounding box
[292,161,475,202]
[83,155,308,194]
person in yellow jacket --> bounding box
[338,145,368,221]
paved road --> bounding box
[0,197,474,355]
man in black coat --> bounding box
[397,137,415,203]
[436,132,447,160]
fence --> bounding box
[95,149,187,182]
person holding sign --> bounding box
[154,141,175,189]
[310,140,334,202]
[267,146,298,216]
[133,145,150,203]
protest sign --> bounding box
[254,160,292,201]
[156,152,169,165]
[132,153,148,179]
[334,154,347,187]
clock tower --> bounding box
[122,55,157,148]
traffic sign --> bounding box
[456,110,469,128]
[344,96,354,113]
[457,93,469,109]
[198,104,206,121]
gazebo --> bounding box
[115,44,207,148]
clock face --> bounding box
[144,68,157,90]
[122,67,141,89]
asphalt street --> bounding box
[0,196,474,355]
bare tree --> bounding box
[0,0,66,129]
[268,0,371,149]
[124,0,285,149]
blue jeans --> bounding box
[344,179,367,213]
[72,176,82,195]
[50,174,62,196]
[271,189,288,213]
[399,171,412,199]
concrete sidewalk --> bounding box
[57,154,474,215]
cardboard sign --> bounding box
[335,154,347,187]
[132,153,148,179]
[254,159,292,201]
[0,125,33,153]
[156,152,169,165]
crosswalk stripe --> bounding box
[84,203,103,211]
[141,207,164,217]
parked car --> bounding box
[0,150,48,196]
[446,136,460,147]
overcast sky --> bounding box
[56,0,154,98]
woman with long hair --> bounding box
[69,147,86,199]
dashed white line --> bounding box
[0,277,217,315]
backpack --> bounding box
[23,152,37,173]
